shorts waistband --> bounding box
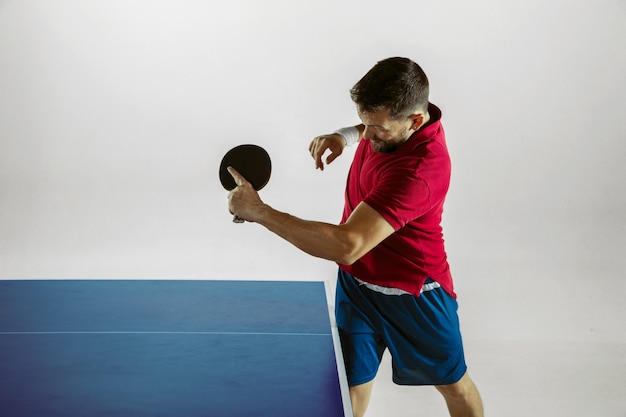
[354,277,440,296]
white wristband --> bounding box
[334,126,360,147]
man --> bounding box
[227,57,483,417]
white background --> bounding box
[1,1,625,415]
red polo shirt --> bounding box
[339,103,455,297]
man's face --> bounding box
[358,107,415,154]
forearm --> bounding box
[254,204,358,265]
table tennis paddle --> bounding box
[219,144,272,223]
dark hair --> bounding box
[350,57,429,119]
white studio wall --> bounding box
[1,0,625,353]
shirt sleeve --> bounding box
[363,165,432,230]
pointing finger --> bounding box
[227,166,246,187]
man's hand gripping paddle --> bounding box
[219,144,271,223]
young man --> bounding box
[227,57,483,417]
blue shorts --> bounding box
[335,269,467,386]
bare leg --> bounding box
[435,372,484,417]
[349,380,375,417]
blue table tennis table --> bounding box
[0,280,353,417]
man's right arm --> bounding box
[228,165,395,265]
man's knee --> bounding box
[349,381,374,417]
[435,372,477,402]
[435,373,484,416]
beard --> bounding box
[369,138,403,153]
[368,127,411,154]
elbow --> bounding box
[337,248,362,265]
[334,232,364,266]
[337,254,358,266]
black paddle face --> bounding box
[219,144,271,191]
[220,144,271,223]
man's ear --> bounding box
[410,113,425,131]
